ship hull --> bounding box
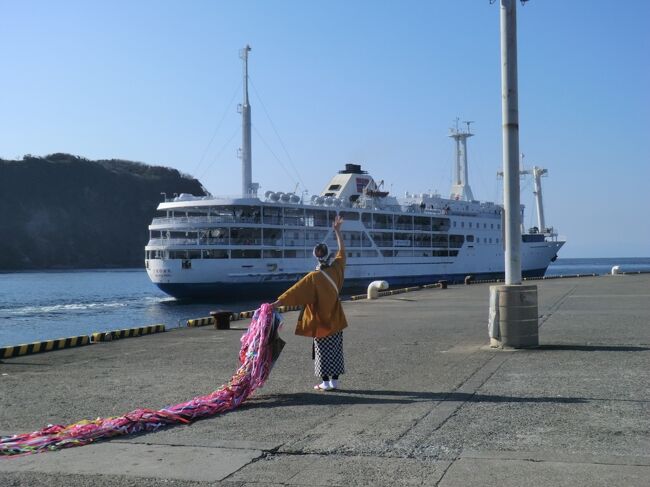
[147,234,563,301]
[153,267,549,301]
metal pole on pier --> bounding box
[500,0,521,285]
[488,0,539,349]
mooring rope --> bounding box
[1,303,283,457]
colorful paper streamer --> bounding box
[1,303,283,456]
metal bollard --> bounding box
[367,281,389,299]
[211,310,232,330]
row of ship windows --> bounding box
[467,235,500,244]
[150,230,499,248]
[166,207,452,229]
[455,221,500,230]
[161,206,500,231]
[146,249,461,261]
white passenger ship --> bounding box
[145,46,565,300]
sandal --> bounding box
[314,381,333,391]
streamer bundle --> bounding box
[1,303,284,456]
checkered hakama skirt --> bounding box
[313,331,345,377]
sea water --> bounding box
[545,257,650,277]
[0,270,260,347]
[1,258,649,347]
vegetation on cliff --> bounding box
[0,154,206,270]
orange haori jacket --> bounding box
[277,249,348,338]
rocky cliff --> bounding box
[0,154,206,270]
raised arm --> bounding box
[333,215,344,253]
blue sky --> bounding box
[1,1,648,258]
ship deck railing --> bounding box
[146,237,464,251]
[151,216,499,234]
[150,216,330,227]
[151,216,263,226]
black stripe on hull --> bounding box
[155,267,548,301]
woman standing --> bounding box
[272,215,347,391]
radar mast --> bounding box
[239,45,258,197]
[448,119,475,201]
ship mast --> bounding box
[520,165,548,233]
[239,45,257,197]
[448,119,475,201]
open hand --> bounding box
[333,215,344,233]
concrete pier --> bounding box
[1,274,649,486]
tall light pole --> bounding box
[501,0,521,285]
[489,0,539,349]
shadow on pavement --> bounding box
[246,389,588,409]
[536,344,650,352]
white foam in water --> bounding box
[2,301,137,318]
[2,295,173,319]
[0,269,247,346]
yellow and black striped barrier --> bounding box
[91,324,165,342]
[186,316,215,327]
[187,312,244,327]
[1,335,91,359]
[185,305,304,329]
[0,325,166,359]
[351,282,449,300]
[376,286,422,297]
[236,305,301,320]
[277,305,301,313]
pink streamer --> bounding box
[1,303,280,456]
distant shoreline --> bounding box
[0,267,145,274]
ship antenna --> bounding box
[239,45,257,197]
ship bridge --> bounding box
[320,163,385,204]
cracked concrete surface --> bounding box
[1,275,649,486]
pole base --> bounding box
[489,284,539,349]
